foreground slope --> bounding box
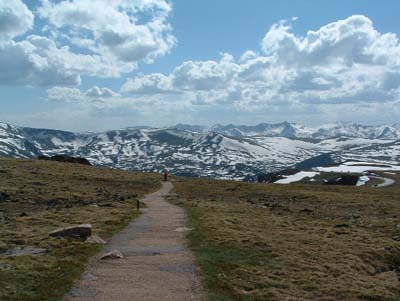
[0,158,160,300]
[171,176,400,300]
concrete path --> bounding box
[67,182,204,301]
[370,176,396,187]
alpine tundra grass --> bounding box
[171,175,400,301]
[0,158,161,301]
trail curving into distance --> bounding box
[67,182,204,301]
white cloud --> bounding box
[261,15,400,67]
[120,15,400,112]
[0,0,34,39]
[0,35,130,86]
[121,73,176,94]
[86,86,119,98]
[38,0,175,64]
[0,0,175,87]
[47,86,120,102]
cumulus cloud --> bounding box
[0,0,34,39]
[121,15,400,110]
[121,73,176,94]
[0,0,175,87]
[47,86,120,102]
[0,35,130,86]
[262,15,400,67]
[38,0,175,64]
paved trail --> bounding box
[67,182,204,301]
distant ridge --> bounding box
[0,121,399,180]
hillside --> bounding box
[0,158,160,300]
[1,122,399,180]
[171,175,400,300]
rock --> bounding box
[392,236,400,241]
[0,262,13,270]
[0,192,10,203]
[49,224,92,239]
[174,227,193,232]
[38,155,91,165]
[5,246,47,257]
[324,175,359,186]
[100,250,124,260]
[85,235,106,244]
[334,223,350,228]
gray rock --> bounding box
[85,235,106,244]
[100,250,124,260]
[49,224,92,239]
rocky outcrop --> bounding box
[49,224,92,239]
[324,175,359,186]
[38,155,91,166]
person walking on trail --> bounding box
[163,168,168,181]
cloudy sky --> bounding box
[1,0,400,131]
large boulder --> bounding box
[49,224,92,239]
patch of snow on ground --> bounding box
[275,171,320,184]
[356,176,370,186]
[315,165,400,173]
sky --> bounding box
[1,0,400,131]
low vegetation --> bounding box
[171,174,400,300]
[0,158,161,300]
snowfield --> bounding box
[275,171,320,184]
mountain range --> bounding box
[1,121,399,179]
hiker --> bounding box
[163,168,168,181]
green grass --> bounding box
[171,175,400,301]
[0,158,161,300]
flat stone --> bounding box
[100,250,124,260]
[49,224,92,239]
[174,227,193,232]
[392,236,400,241]
[85,235,106,244]
[82,273,98,281]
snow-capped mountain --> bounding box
[0,121,398,179]
[204,122,400,140]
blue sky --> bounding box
[1,0,400,131]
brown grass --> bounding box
[171,175,400,301]
[0,158,161,300]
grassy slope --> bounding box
[172,175,400,301]
[0,158,161,300]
